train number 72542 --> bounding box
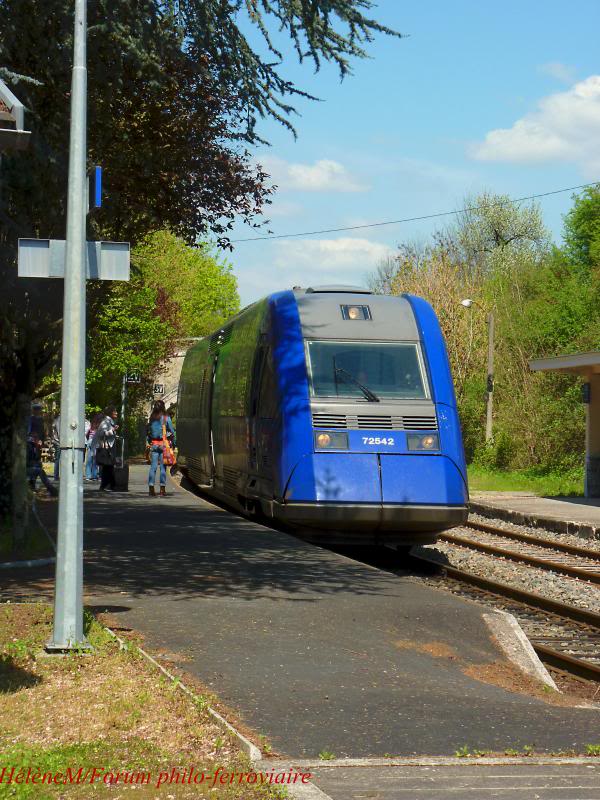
[362,436,395,446]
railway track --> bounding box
[410,528,600,683]
[438,520,600,584]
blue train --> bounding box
[177,286,468,545]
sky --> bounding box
[226,1,600,306]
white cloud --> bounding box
[235,238,395,304]
[274,237,392,272]
[259,155,367,193]
[538,62,576,84]
[470,75,600,177]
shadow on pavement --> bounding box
[81,490,403,602]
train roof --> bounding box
[291,286,420,341]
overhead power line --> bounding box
[230,180,600,243]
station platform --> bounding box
[471,492,600,539]
[2,467,598,762]
[306,759,600,800]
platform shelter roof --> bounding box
[529,351,600,376]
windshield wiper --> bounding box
[334,365,380,402]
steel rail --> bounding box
[410,552,600,682]
[410,551,600,629]
[466,520,600,560]
[532,643,600,683]
[439,531,600,585]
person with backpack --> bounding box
[146,400,176,497]
[93,406,119,492]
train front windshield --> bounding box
[306,340,429,400]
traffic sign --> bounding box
[126,372,141,384]
[154,384,165,395]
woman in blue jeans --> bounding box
[147,400,175,497]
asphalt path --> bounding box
[307,762,600,800]
[4,466,598,759]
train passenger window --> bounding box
[306,340,429,400]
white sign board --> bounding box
[18,239,130,281]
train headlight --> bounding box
[407,433,440,451]
[341,304,372,321]
[315,431,349,450]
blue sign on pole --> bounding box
[88,165,102,210]
[94,165,102,208]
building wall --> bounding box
[152,340,200,410]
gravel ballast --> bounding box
[469,513,600,555]
[414,536,600,614]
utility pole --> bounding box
[460,299,495,444]
[121,374,127,463]
[47,0,88,650]
[485,312,494,443]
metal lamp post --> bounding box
[12,1,129,650]
[461,299,494,443]
[46,0,89,651]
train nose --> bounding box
[284,452,381,503]
[380,454,467,505]
[284,452,467,507]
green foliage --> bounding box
[468,465,584,497]
[86,279,173,413]
[0,0,398,524]
[374,188,600,475]
[563,185,600,271]
[133,231,239,337]
[318,750,336,761]
[84,231,240,414]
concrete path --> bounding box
[471,492,600,538]
[3,467,598,760]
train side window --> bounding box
[258,351,278,420]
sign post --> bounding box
[45,0,89,652]
[12,3,128,652]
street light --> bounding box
[461,298,494,443]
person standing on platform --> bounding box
[52,413,61,481]
[93,406,119,492]
[28,403,57,496]
[146,400,175,497]
[85,412,102,481]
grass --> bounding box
[1,489,57,563]
[0,603,288,799]
[0,521,54,562]
[318,751,335,761]
[468,465,584,497]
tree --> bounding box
[132,230,239,337]
[562,185,600,273]
[372,193,567,468]
[0,0,400,534]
